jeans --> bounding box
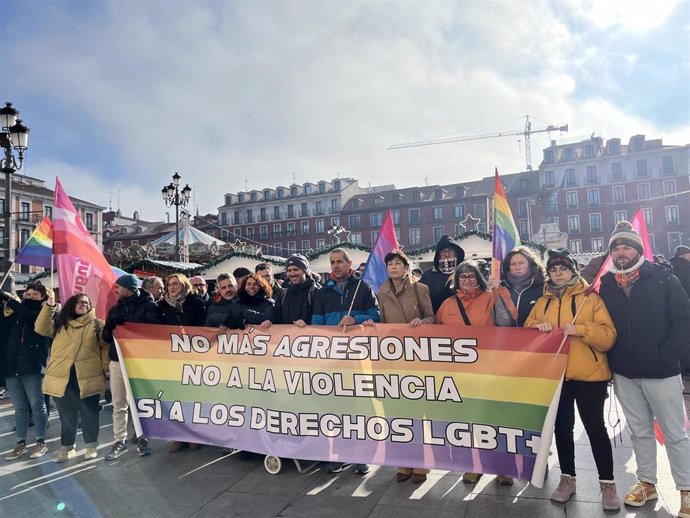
[613,373,690,490]
[54,368,100,448]
[5,373,47,442]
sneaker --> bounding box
[600,481,621,511]
[84,448,98,460]
[678,489,689,518]
[462,472,481,484]
[104,441,128,461]
[5,442,26,461]
[623,480,657,507]
[354,464,370,475]
[29,441,48,459]
[0,387,8,399]
[551,474,576,503]
[496,476,514,486]
[326,462,350,474]
[137,438,152,457]
[54,448,76,463]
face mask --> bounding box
[439,257,457,274]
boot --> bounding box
[599,481,621,511]
[551,474,576,503]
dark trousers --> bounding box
[555,379,614,480]
[54,368,100,447]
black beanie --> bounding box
[286,254,309,273]
[546,248,578,274]
[233,267,252,279]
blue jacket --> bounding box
[311,276,380,325]
[599,260,690,379]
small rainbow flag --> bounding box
[361,211,399,293]
[492,168,521,277]
[15,216,53,268]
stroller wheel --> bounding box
[264,455,282,475]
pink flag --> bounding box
[54,178,117,318]
[361,211,400,293]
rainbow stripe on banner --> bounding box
[15,216,53,268]
[361,211,399,293]
[492,167,521,277]
[115,323,568,487]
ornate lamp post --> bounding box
[0,102,30,268]
[161,172,191,262]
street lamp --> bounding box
[161,172,191,262]
[0,102,30,268]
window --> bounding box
[391,210,400,224]
[409,228,421,245]
[273,206,281,220]
[301,221,309,235]
[286,222,296,237]
[519,219,530,240]
[301,203,309,217]
[636,159,648,178]
[648,234,656,252]
[221,230,229,240]
[287,205,295,218]
[591,238,604,252]
[586,166,598,184]
[565,168,576,186]
[20,202,30,221]
[370,213,382,227]
[349,214,361,229]
[611,162,623,180]
[454,205,465,219]
[564,148,574,160]
[409,208,420,224]
[474,204,484,220]
[373,197,381,207]
[544,149,555,162]
[301,239,310,250]
[566,191,578,209]
[288,242,296,254]
[85,213,94,231]
[518,199,529,217]
[669,232,682,253]
[316,220,324,234]
[544,171,555,187]
[637,183,650,200]
[20,229,30,247]
[666,206,679,225]
[412,191,421,201]
[246,227,254,240]
[238,194,245,203]
[220,212,227,225]
[316,238,325,248]
[568,215,580,233]
[351,199,360,210]
[351,233,362,244]
[315,201,324,215]
[330,199,339,213]
[333,181,341,192]
[274,244,283,256]
[260,225,268,239]
[569,239,582,253]
[261,244,269,255]
[331,217,340,226]
[264,190,271,201]
[663,180,676,195]
[233,210,241,225]
[612,185,625,203]
[642,208,652,226]
[304,185,312,195]
[318,183,326,193]
[0,198,4,214]
[246,209,253,223]
[433,226,444,242]
[587,189,600,207]
[44,206,52,218]
[260,208,267,221]
[277,188,284,199]
[584,144,594,158]
[589,213,602,232]
[371,231,379,243]
[432,207,443,220]
[250,192,258,202]
[662,156,675,175]
[0,227,4,248]
[290,186,298,197]
[614,210,626,223]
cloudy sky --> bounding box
[2,0,688,221]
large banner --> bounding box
[114,323,568,487]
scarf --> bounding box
[546,274,580,296]
[506,271,533,292]
[609,255,645,289]
[457,287,481,302]
[164,285,190,313]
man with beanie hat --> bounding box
[599,221,690,516]
[102,274,161,461]
[670,245,690,379]
[270,255,319,326]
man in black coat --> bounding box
[670,245,690,379]
[102,274,161,461]
[420,235,465,313]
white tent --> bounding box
[150,226,225,247]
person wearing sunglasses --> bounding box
[35,293,109,463]
[525,248,619,511]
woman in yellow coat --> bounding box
[525,249,620,511]
[35,292,109,463]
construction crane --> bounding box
[388,115,568,171]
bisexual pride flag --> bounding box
[492,168,521,277]
[15,215,53,268]
[361,211,399,293]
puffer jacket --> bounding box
[436,289,495,326]
[35,303,109,398]
[525,277,616,382]
[2,297,51,377]
[377,276,434,324]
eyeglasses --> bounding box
[76,301,91,307]
[548,266,571,274]
[458,274,477,281]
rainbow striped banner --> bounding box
[114,323,567,486]
[492,167,522,277]
[15,216,53,268]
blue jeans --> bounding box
[5,373,47,442]
[613,373,690,490]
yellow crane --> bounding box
[388,115,568,171]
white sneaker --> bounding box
[84,448,98,460]
[53,448,76,463]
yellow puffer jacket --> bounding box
[35,303,109,398]
[524,277,616,382]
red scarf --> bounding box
[614,269,640,288]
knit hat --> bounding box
[546,248,578,274]
[674,245,690,256]
[286,254,309,273]
[232,267,252,280]
[115,273,140,292]
[608,221,644,255]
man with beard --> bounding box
[420,235,465,313]
[599,221,690,517]
[141,276,164,302]
[270,255,319,326]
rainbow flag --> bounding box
[15,216,53,268]
[361,211,399,293]
[492,168,521,277]
[115,323,568,487]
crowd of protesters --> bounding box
[0,220,688,517]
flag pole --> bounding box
[50,254,55,293]
[550,295,588,364]
[345,277,363,320]
[0,258,19,291]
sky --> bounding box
[2,0,688,222]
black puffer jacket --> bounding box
[2,297,50,376]
[670,255,690,298]
[274,278,318,324]
[599,261,690,378]
[158,294,207,327]
[103,289,161,361]
[205,297,240,327]
[420,235,465,313]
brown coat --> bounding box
[377,276,435,324]
[35,303,109,398]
